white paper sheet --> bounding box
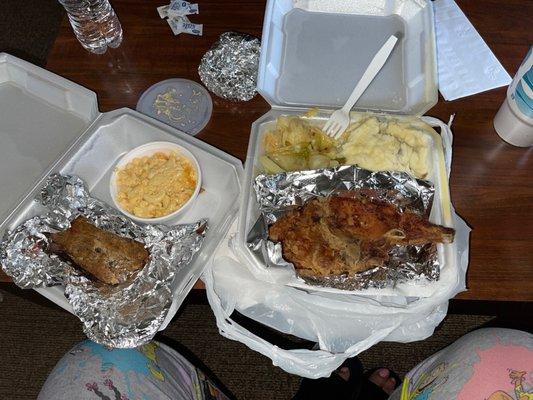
[434,0,511,101]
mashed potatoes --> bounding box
[116,152,197,218]
[261,114,432,179]
[340,116,430,179]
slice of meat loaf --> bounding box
[50,217,149,285]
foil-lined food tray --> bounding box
[246,165,440,290]
[1,174,207,348]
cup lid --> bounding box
[136,78,213,135]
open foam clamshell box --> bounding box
[203,1,467,378]
[0,53,242,330]
[228,0,460,299]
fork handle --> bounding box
[341,35,398,113]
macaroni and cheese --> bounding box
[116,152,197,218]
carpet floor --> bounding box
[0,287,496,400]
[0,0,63,66]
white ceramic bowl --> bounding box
[110,141,202,224]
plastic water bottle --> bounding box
[58,0,123,54]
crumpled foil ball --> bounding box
[198,32,261,101]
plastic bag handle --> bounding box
[202,262,396,379]
[442,115,455,178]
[421,115,454,178]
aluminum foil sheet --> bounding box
[1,174,207,348]
[198,32,260,101]
[247,165,440,291]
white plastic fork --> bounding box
[323,35,399,139]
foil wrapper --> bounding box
[1,174,207,347]
[247,165,440,291]
[198,32,260,101]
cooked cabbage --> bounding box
[261,116,344,173]
[260,113,431,179]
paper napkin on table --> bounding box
[434,0,512,101]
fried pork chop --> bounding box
[268,195,454,277]
[50,217,149,285]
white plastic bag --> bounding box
[202,116,470,379]
[203,211,469,379]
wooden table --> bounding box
[1,0,532,302]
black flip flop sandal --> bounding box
[292,357,364,400]
[358,367,402,400]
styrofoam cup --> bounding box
[494,98,533,147]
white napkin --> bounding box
[434,0,511,101]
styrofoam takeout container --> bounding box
[229,0,457,298]
[110,141,203,224]
[257,0,438,114]
[0,53,242,330]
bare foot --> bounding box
[368,368,396,395]
[337,366,351,381]
[336,366,396,396]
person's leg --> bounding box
[388,328,533,400]
[38,340,232,400]
[292,357,398,400]
[292,357,365,400]
[293,328,532,400]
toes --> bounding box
[337,366,350,381]
[383,377,397,395]
[368,368,390,388]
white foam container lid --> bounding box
[0,53,243,330]
[258,0,438,114]
[230,0,458,299]
[0,53,98,230]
